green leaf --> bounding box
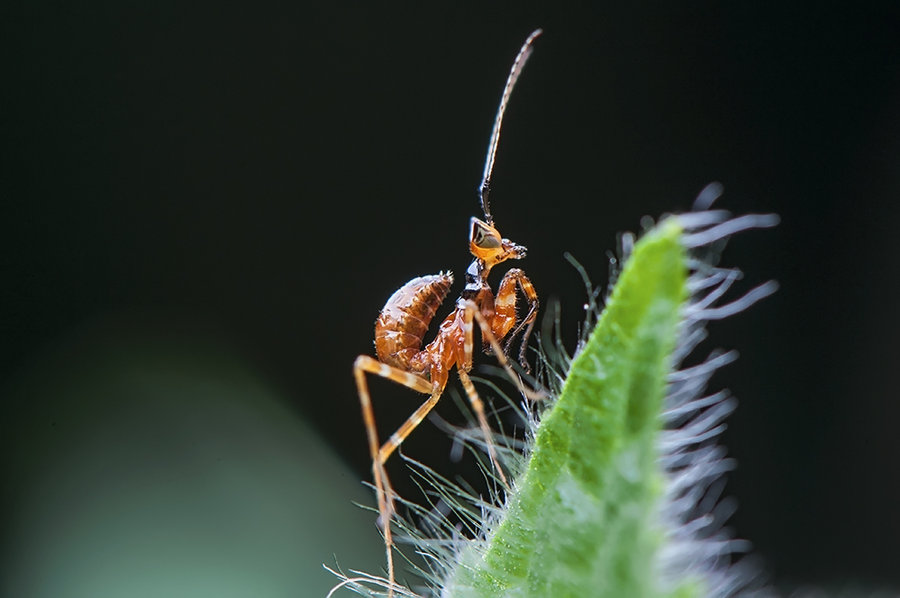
[331,200,780,598]
[444,218,689,598]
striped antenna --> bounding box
[479,28,542,225]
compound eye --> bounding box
[472,220,501,249]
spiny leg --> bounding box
[492,268,539,370]
[354,355,434,597]
[456,299,548,494]
[463,299,545,402]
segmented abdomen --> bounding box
[375,272,453,370]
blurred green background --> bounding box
[1,317,383,596]
[2,2,899,596]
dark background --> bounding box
[3,2,900,593]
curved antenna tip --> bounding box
[479,29,543,224]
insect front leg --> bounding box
[456,298,548,489]
[492,268,539,371]
[462,299,546,402]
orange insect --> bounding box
[353,29,543,593]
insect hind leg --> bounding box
[353,355,436,597]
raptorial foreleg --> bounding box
[491,268,539,371]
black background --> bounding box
[3,2,900,592]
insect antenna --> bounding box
[479,28,542,226]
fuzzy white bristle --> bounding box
[330,189,778,597]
